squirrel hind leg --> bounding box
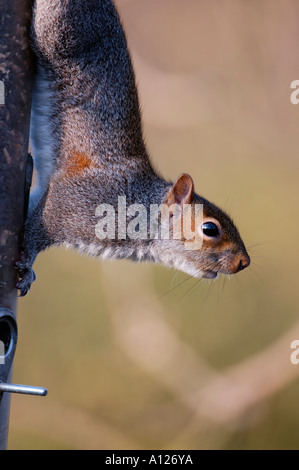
[16,195,53,296]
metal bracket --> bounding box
[0,308,47,397]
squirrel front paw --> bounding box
[16,255,36,297]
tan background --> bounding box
[9,0,299,449]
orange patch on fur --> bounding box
[66,150,94,177]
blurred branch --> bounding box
[102,263,299,441]
[197,321,299,423]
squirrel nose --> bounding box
[237,254,251,272]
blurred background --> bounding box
[8,0,299,449]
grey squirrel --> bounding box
[16,0,250,296]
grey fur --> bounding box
[17,0,250,296]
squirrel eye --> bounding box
[202,222,220,238]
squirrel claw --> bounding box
[15,256,36,297]
[16,269,36,297]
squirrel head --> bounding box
[158,173,250,279]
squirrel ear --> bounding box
[166,173,194,206]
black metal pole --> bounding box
[0,0,34,449]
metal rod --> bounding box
[0,0,34,450]
[0,383,48,397]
